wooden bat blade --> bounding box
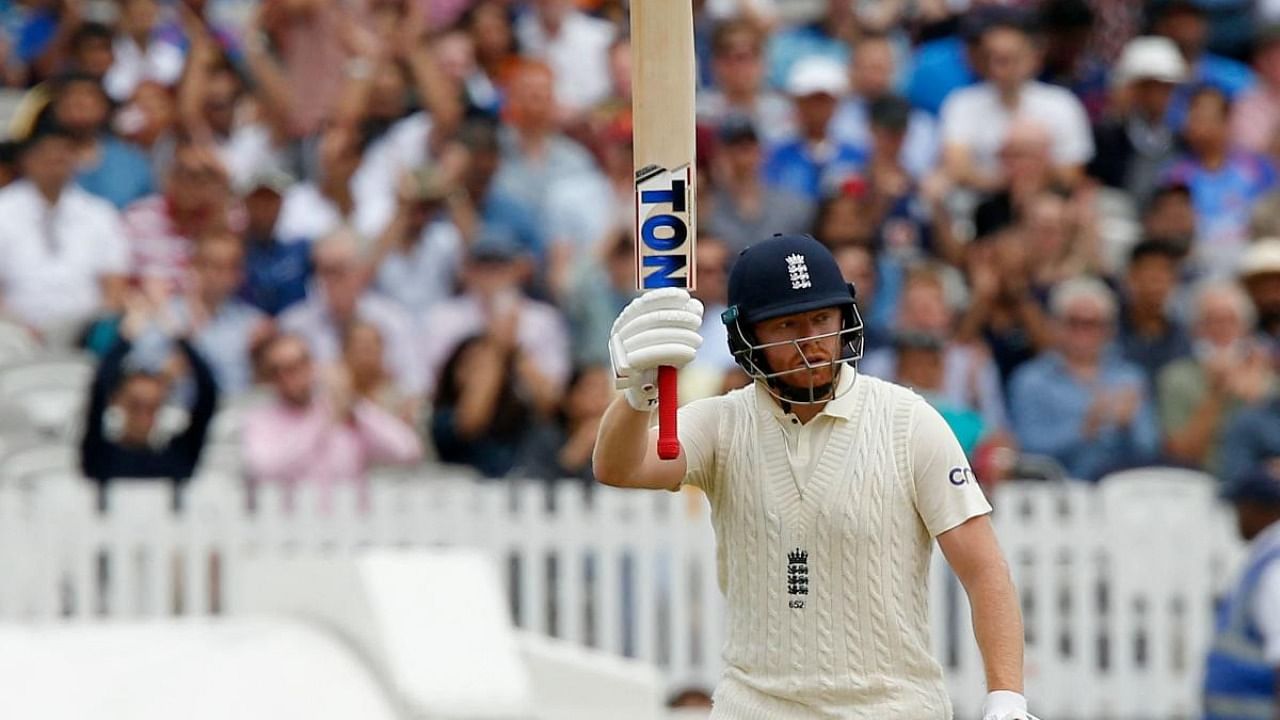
[632,0,697,294]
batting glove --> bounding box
[983,691,1040,720]
[608,288,704,412]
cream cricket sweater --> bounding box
[678,373,992,719]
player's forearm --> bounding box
[592,395,653,487]
[968,560,1025,694]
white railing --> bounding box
[0,468,1245,719]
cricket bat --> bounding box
[631,0,697,461]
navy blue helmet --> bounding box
[721,234,864,403]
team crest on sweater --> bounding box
[787,548,809,608]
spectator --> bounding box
[244,333,423,508]
[171,232,271,395]
[1163,86,1277,276]
[562,229,635,368]
[1009,277,1160,481]
[514,0,616,118]
[177,9,290,190]
[456,117,545,257]
[1230,25,1280,156]
[103,0,186,102]
[939,13,1094,192]
[489,61,601,231]
[763,55,866,202]
[342,320,417,426]
[420,226,569,409]
[859,96,964,267]
[705,115,814,255]
[116,80,179,178]
[695,18,793,145]
[829,241,893,351]
[48,72,154,209]
[1239,238,1280,348]
[972,119,1064,225]
[66,22,115,82]
[431,334,538,479]
[763,0,854,90]
[0,120,128,341]
[830,32,939,180]
[1088,36,1187,207]
[892,330,987,454]
[463,0,522,107]
[80,294,218,487]
[1116,239,1193,386]
[1160,279,1272,476]
[239,169,311,316]
[956,217,1054,385]
[684,233,742,401]
[367,167,472,316]
[124,143,235,292]
[279,229,423,398]
[904,5,984,116]
[860,263,1009,436]
[515,364,612,484]
[1020,187,1104,290]
[274,124,370,246]
[1152,0,1255,128]
[1143,180,1198,253]
[1038,0,1109,122]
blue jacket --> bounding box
[1204,526,1280,719]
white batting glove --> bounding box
[983,691,1039,720]
[608,288,704,412]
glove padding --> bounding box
[983,691,1040,720]
[609,288,704,411]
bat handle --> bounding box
[656,365,680,460]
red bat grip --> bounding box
[656,365,680,460]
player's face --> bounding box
[754,307,843,388]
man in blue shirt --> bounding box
[1152,0,1256,127]
[50,73,154,209]
[1009,277,1160,481]
[763,56,866,202]
[763,0,852,90]
[239,171,311,317]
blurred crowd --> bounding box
[0,0,1279,501]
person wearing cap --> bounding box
[595,234,1036,720]
[1203,462,1280,719]
[705,114,815,255]
[763,55,866,202]
[696,18,794,146]
[830,32,939,181]
[418,224,570,412]
[1232,25,1280,156]
[939,10,1094,193]
[0,120,129,341]
[1240,238,1280,344]
[1151,0,1256,130]
[1088,36,1187,206]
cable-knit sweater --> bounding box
[678,373,992,719]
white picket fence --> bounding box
[0,467,1246,719]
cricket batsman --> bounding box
[594,234,1034,719]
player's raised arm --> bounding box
[593,288,703,490]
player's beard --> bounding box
[773,361,840,403]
